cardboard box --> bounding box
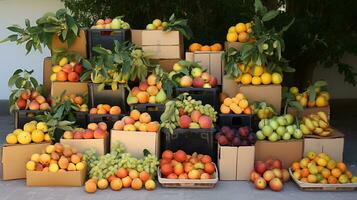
[222,75,240,97]
[238,84,282,113]
[51,81,88,98]
[111,130,159,158]
[141,30,183,59]
[1,143,50,180]
[218,144,255,181]
[60,134,108,155]
[255,139,303,168]
[51,29,87,58]
[186,51,224,84]
[287,106,330,120]
[26,167,86,186]
[43,57,52,96]
[224,41,244,50]
[304,129,344,161]
[131,29,142,46]
[151,59,181,72]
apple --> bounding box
[265,159,274,169]
[192,77,204,88]
[277,116,287,126]
[111,19,121,29]
[272,160,282,169]
[201,72,210,83]
[281,169,290,182]
[269,120,279,130]
[293,129,303,139]
[269,178,283,192]
[256,130,265,140]
[258,119,269,129]
[272,168,282,179]
[262,126,273,137]
[238,126,249,138]
[250,171,261,182]
[268,133,278,142]
[282,133,291,140]
[284,114,294,125]
[254,177,267,190]
[191,68,202,78]
[209,76,217,87]
[254,161,267,175]
[263,170,275,182]
[286,125,294,134]
[276,126,286,136]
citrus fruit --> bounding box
[235,23,247,33]
[17,131,32,144]
[261,73,272,85]
[228,26,236,33]
[36,122,48,132]
[252,65,264,76]
[271,73,282,84]
[6,133,17,144]
[241,73,252,85]
[23,123,36,133]
[31,130,44,143]
[238,32,249,42]
[290,87,299,95]
[316,96,328,107]
[189,43,202,52]
[252,76,261,85]
[226,32,238,42]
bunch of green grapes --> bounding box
[178,95,217,122]
[110,142,126,158]
[197,104,217,122]
[89,153,121,179]
[118,153,140,169]
[142,154,159,176]
[83,148,99,171]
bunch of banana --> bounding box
[300,111,331,136]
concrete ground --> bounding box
[1,99,357,199]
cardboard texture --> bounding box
[238,84,282,112]
[185,51,224,84]
[43,57,52,96]
[51,81,88,98]
[304,129,344,161]
[287,106,330,120]
[141,30,183,59]
[255,140,303,168]
[218,144,255,181]
[224,41,244,50]
[60,134,108,156]
[111,130,159,158]
[131,29,142,46]
[51,29,87,58]
[152,59,181,72]
[26,167,86,186]
[1,143,50,180]
[222,76,240,97]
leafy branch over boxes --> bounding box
[223,0,295,83]
[81,41,154,91]
[164,13,193,40]
[0,8,80,54]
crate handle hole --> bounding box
[231,117,243,126]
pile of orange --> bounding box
[188,43,223,52]
[226,22,252,43]
[220,93,252,115]
[291,151,357,184]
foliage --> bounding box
[0,9,80,54]
[152,66,176,98]
[8,69,42,112]
[164,13,193,39]
[170,60,204,83]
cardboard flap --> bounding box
[237,146,255,180]
[142,30,181,45]
[142,46,182,59]
[60,135,108,156]
[51,81,89,98]
[218,144,238,180]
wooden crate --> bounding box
[157,164,218,188]
[289,169,357,191]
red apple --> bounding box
[209,75,217,87]
[269,178,283,192]
[192,77,204,88]
[201,72,210,83]
[281,169,290,182]
[263,170,275,182]
[74,64,84,74]
[265,159,274,170]
[254,177,267,190]
[254,161,267,175]
[250,171,261,182]
[272,159,282,169]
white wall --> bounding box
[0,0,63,99]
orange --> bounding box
[336,162,347,173]
[210,43,222,51]
[307,174,317,183]
[189,43,202,52]
[56,71,68,81]
[238,32,250,43]
[331,168,342,178]
[235,23,246,33]
[301,168,309,178]
[200,45,211,51]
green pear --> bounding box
[155,89,167,103]
[127,92,138,105]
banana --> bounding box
[318,120,329,129]
[310,114,321,121]
[317,111,328,123]
[312,120,319,128]
[304,118,315,131]
[313,127,323,134]
[319,131,331,137]
[300,124,311,135]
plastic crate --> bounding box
[87,29,131,58]
[88,83,129,113]
[218,114,254,128]
[74,112,88,128]
[131,103,165,122]
[14,110,44,129]
[161,128,216,162]
[87,114,126,130]
[174,87,220,110]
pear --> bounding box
[127,92,138,105]
[155,89,167,103]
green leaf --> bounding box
[8,74,20,87]
[7,25,24,33]
[262,10,280,22]
[254,0,267,15]
[314,80,327,87]
[289,101,304,112]
[280,18,295,34]
[30,77,38,88]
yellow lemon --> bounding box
[241,73,252,85]
[17,131,32,144]
[228,26,236,33]
[238,99,249,109]
[252,76,262,85]
[261,73,272,85]
[152,19,162,27]
[6,133,17,144]
[316,96,328,107]
[235,23,247,33]
[13,129,23,136]
[50,73,57,81]
[29,121,38,125]
[26,161,36,171]
[23,123,36,133]
[319,91,330,101]
[272,73,283,84]
[252,65,264,76]
[31,130,44,143]
[52,65,62,73]
[31,153,40,162]
[226,32,238,42]
[44,134,52,142]
[59,57,68,66]
[36,122,48,132]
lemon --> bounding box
[23,123,36,133]
[272,73,283,84]
[241,73,252,85]
[6,133,17,144]
[252,76,262,85]
[29,121,38,125]
[31,153,40,162]
[52,65,62,73]
[290,87,299,95]
[228,26,236,33]
[50,73,57,81]
[252,65,264,76]
[36,122,48,132]
[13,129,23,136]
[238,63,250,73]
[152,19,162,27]
[261,73,272,85]
[319,91,330,101]
[235,23,247,33]
[316,96,328,107]
[235,75,242,83]
[31,130,44,143]
[59,57,68,66]
[173,63,182,72]
[226,32,238,42]
[26,161,36,171]
[44,134,52,142]
[17,131,32,144]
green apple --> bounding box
[111,19,121,29]
[277,116,287,126]
[173,63,182,72]
[276,126,286,136]
[269,119,279,130]
[293,129,303,139]
[146,23,156,30]
[286,125,295,134]
[191,67,203,78]
[284,114,294,125]
[268,133,279,142]
[262,125,273,137]
[258,119,269,129]
[276,133,281,141]
[256,130,265,140]
[282,133,291,140]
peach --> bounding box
[63,131,73,139]
[89,108,98,114]
[131,178,143,190]
[123,116,135,125]
[178,173,188,179]
[130,109,141,121]
[30,90,39,99]
[137,91,149,103]
[74,96,84,105]
[93,128,106,139]
[198,115,212,128]
[144,179,156,190]
[110,178,123,191]
[139,171,151,182]
[74,64,84,74]
[161,163,173,177]
[107,175,117,183]
[146,121,159,132]
[188,169,200,179]
[63,148,73,157]
[204,163,215,174]
[87,123,98,131]
[54,143,64,153]
[21,91,30,100]
[97,109,107,114]
[35,95,46,104]
[122,176,132,188]
[85,180,97,193]
[83,129,94,139]
[97,179,109,190]
[109,106,121,115]
[200,173,211,179]
[180,76,193,87]
[123,124,136,131]
[156,81,162,89]
[16,98,26,109]
[190,110,202,123]
[131,87,140,97]
[139,81,149,91]
[29,100,40,110]
[113,120,125,130]
[147,86,158,96]
[73,131,83,139]
[116,168,129,179]
[179,115,191,128]
[162,150,174,160]
[138,123,147,132]
[174,150,187,162]
[201,155,212,164]
[184,162,194,173]
[62,64,73,73]
[56,71,68,81]
[71,154,81,164]
[98,122,107,131]
[68,72,79,82]
[139,112,151,123]
[167,173,178,179]
[51,152,60,160]
[129,169,139,179]
[102,104,111,112]
[40,102,50,110]
[147,74,157,86]
[174,163,184,176]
